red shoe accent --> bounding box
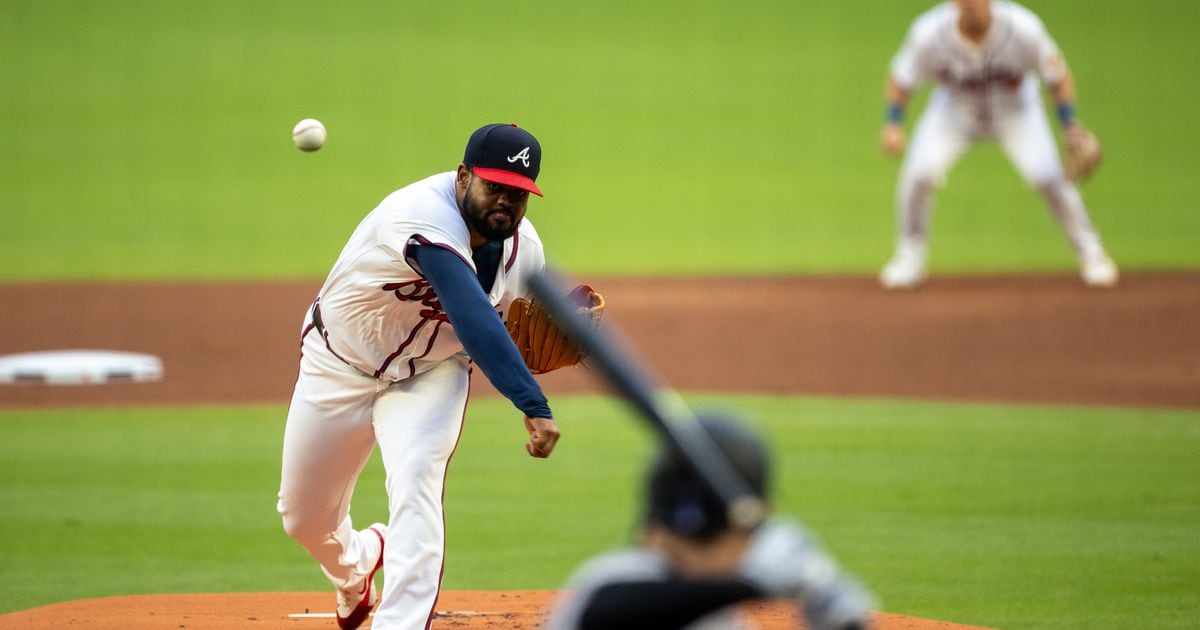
[337,526,386,630]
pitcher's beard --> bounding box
[462,196,519,241]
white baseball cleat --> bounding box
[337,524,386,630]
[879,245,928,289]
[1080,252,1119,288]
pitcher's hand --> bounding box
[524,417,560,458]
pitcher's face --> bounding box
[457,166,529,242]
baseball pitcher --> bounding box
[277,124,602,629]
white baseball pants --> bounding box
[279,321,471,629]
[894,79,1106,259]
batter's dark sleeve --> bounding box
[412,244,552,419]
[577,579,762,630]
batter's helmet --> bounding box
[643,412,771,540]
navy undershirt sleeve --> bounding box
[412,244,552,419]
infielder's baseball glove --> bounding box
[1064,124,1103,182]
[505,284,605,374]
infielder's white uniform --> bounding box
[885,1,1110,282]
[277,172,545,628]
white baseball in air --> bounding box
[292,118,327,152]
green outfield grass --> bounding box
[1,396,1197,628]
[3,0,1199,281]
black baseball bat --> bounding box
[527,269,765,530]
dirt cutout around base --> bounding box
[0,591,991,630]
[2,272,1198,409]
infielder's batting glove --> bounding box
[739,519,875,630]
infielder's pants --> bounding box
[894,84,1105,258]
[279,327,470,629]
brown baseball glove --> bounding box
[505,284,605,374]
[1064,124,1103,182]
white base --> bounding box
[0,350,163,385]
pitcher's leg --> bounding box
[278,331,385,591]
[369,358,472,630]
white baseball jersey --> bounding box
[890,1,1067,103]
[314,171,546,381]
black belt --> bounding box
[307,300,367,377]
[311,301,326,337]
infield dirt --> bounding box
[0,591,993,629]
[2,272,1198,409]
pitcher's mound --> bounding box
[0,590,990,629]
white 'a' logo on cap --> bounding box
[507,147,531,168]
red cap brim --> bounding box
[472,167,543,197]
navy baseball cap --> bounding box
[463,123,543,197]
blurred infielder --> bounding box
[879,0,1114,289]
[278,124,602,629]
